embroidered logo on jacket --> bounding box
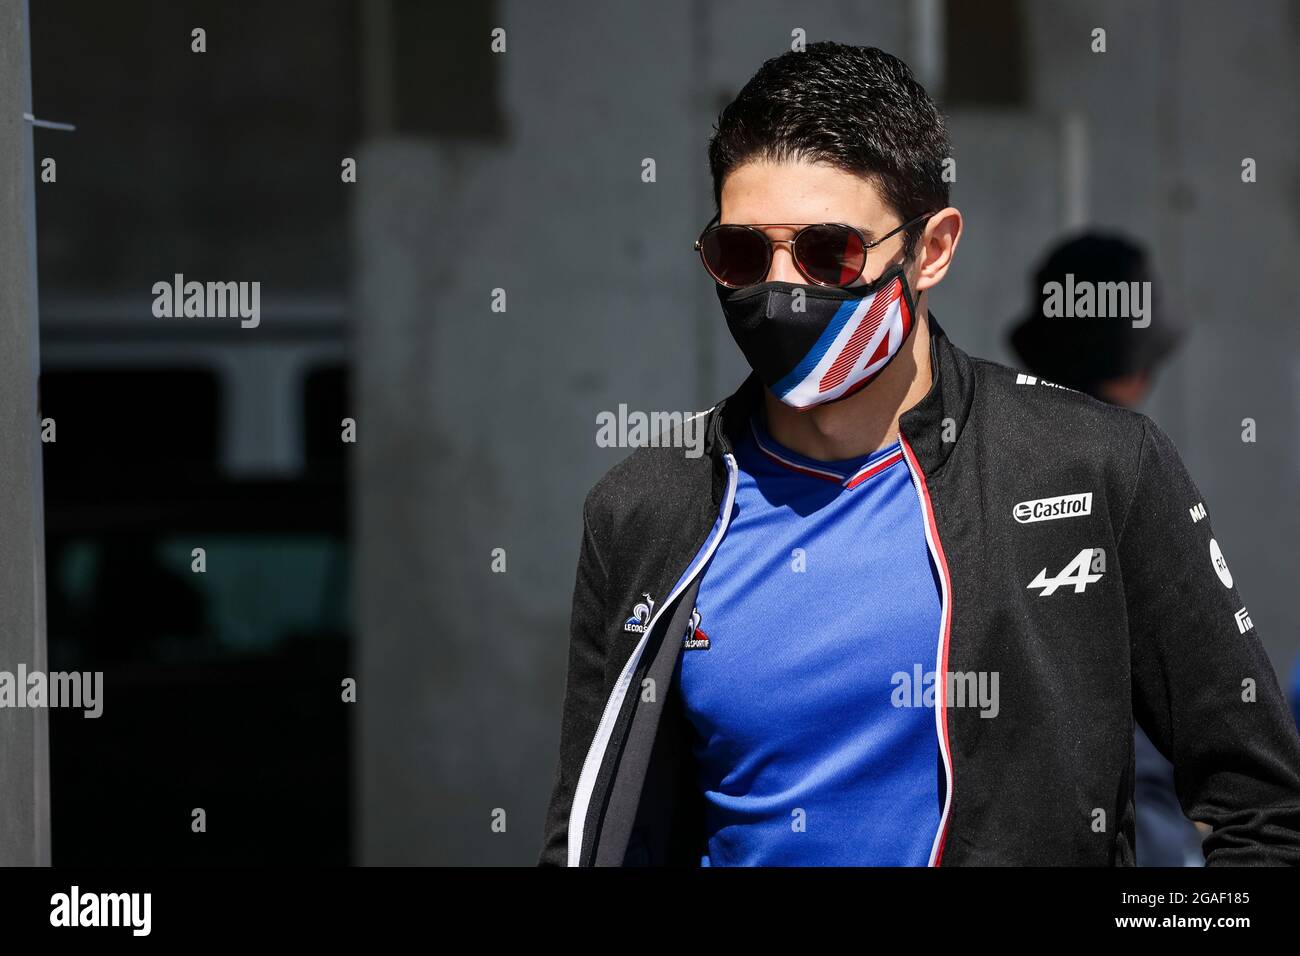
[682,607,710,650]
[1013,491,1093,524]
[1027,548,1104,596]
[1014,372,1073,390]
[1209,539,1233,588]
[623,592,655,633]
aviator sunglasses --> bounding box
[694,211,934,289]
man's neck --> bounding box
[761,309,933,461]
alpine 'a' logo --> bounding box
[623,592,655,633]
[682,607,710,650]
[1027,548,1104,596]
[1013,492,1093,524]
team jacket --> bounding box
[538,315,1300,866]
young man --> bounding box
[539,42,1300,866]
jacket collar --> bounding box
[705,313,975,504]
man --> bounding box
[539,42,1300,866]
[1009,232,1202,867]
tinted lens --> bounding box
[794,224,866,286]
[699,225,769,287]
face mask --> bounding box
[716,264,918,409]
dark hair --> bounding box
[708,42,950,258]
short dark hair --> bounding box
[708,42,950,258]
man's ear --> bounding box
[913,207,963,294]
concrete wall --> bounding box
[0,0,51,866]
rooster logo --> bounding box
[682,606,710,650]
[624,592,656,633]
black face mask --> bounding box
[716,264,918,409]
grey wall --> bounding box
[0,0,51,866]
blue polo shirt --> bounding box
[671,410,943,865]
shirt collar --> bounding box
[746,413,903,489]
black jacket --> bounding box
[539,315,1300,866]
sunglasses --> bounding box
[694,212,934,289]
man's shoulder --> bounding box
[967,352,1149,449]
[581,408,718,538]
[959,352,1154,503]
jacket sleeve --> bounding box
[538,491,611,866]
[1120,416,1300,865]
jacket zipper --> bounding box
[566,451,740,866]
[899,432,955,866]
